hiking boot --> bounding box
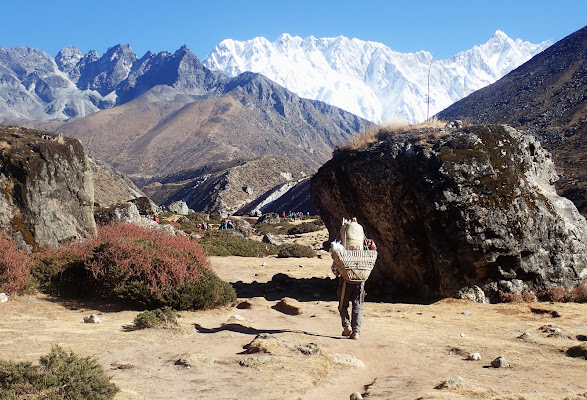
[350,331,360,340]
[342,326,352,336]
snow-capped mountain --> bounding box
[0,44,227,122]
[204,31,552,123]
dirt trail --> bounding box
[1,246,587,399]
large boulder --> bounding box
[311,125,587,301]
[0,126,96,251]
[168,201,189,215]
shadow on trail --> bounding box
[231,273,338,302]
[194,322,342,340]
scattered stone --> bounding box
[272,297,303,315]
[231,314,246,321]
[461,311,471,316]
[175,353,211,368]
[491,356,509,368]
[94,202,141,225]
[548,333,571,340]
[577,335,587,342]
[518,332,532,341]
[261,262,267,266]
[435,376,468,389]
[540,325,562,334]
[350,392,363,400]
[236,301,252,309]
[262,233,289,246]
[467,353,482,361]
[331,353,366,368]
[83,314,101,324]
[175,358,192,368]
[566,344,587,359]
[168,201,189,215]
[256,213,280,225]
[111,362,134,370]
[458,286,487,303]
[0,293,8,303]
[460,333,466,337]
[299,264,305,268]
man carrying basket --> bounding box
[331,218,377,340]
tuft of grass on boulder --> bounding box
[0,345,119,400]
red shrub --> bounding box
[0,235,33,294]
[88,224,210,298]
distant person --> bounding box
[332,217,367,340]
[332,263,364,340]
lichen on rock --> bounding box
[0,126,96,250]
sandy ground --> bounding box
[1,228,587,400]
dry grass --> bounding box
[338,117,448,151]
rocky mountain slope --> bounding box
[0,45,228,123]
[1,32,550,125]
[438,25,587,214]
[51,71,369,213]
[311,125,587,301]
[204,31,551,123]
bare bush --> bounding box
[0,235,33,294]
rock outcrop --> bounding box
[311,125,587,301]
[0,126,96,250]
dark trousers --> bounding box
[337,278,364,332]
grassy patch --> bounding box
[0,345,119,400]
[287,222,323,235]
[198,231,278,257]
[133,306,180,329]
[277,243,316,258]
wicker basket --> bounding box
[332,249,378,283]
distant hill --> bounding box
[51,71,369,214]
[438,25,587,214]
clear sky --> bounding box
[3,0,585,60]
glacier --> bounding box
[203,31,552,123]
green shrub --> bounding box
[133,306,180,329]
[287,222,323,235]
[0,235,33,294]
[32,223,236,310]
[253,220,294,236]
[0,345,118,400]
[198,231,278,257]
[277,243,316,258]
[208,213,222,223]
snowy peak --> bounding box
[204,32,552,123]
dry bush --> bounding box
[34,223,236,310]
[339,117,447,151]
[498,288,536,303]
[572,281,587,302]
[0,234,33,294]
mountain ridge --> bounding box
[204,31,552,123]
[1,31,551,124]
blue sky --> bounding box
[3,0,585,60]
